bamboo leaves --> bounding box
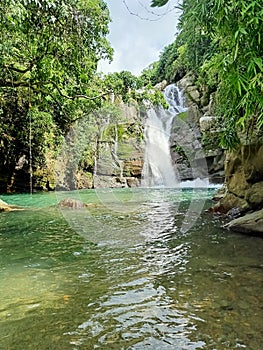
[154,0,263,148]
[151,0,169,7]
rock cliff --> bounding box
[2,75,225,192]
[171,74,225,183]
[213,142,263,213]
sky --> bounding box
[97,0,181,76]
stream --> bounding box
[0,188,263,349]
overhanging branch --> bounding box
[122,0,181,21]
[0,79,113,102]
[48,80,113,101]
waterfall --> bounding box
[142,84,187,188]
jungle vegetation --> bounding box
[150,0,263,148]
[0,0,162,191]
[0,0,262,191]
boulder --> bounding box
[0,199,24,212]
[224,208,263,235]
[154,80,168,91]
[228,171,249,197]
[0,199,12,212]
[213,141,263,212]
[58,198,88,209]
[245,181,263,208]
[211,192,249,214]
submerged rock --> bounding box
[224,208,263,235]
[58,198,88,209]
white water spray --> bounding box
[142,84,187,188]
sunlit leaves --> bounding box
[0,0,112,93]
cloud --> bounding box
[98,0,180,76]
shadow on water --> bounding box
[0,188,263,349]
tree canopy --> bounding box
[0,0,166,191]
[0,0,113,189]
[0,0,112,93]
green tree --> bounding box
[139,62,159,86]
[0,0,112,96]
[103,71,135,102]
[156,39,188,83]
[102,70,166,107]
[0,0,113,190]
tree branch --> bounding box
[3,64,32,74]
[3,41,53,75]
[47,80,113,101]
[122,0,181,21]
[0,80,31,88]
[0,78,112,102]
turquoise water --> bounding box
[0,188,263,349]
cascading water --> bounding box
[142,84,187,187]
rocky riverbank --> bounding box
[211,137,263,235]
[224,208,263,236]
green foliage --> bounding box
[153,0,263,149]
[157,41,180,82]
[103,71,139,103]
[0,0,113,188]
[139,62,159,86]
[0,89,59,179]
[139,39,188,85]
[0,0,112,93]
[160,41,188,82]
[102,70,167,108]
[207,0,263,147]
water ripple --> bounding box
[72,276,205,349]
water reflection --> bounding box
[65,198,205,349]
[69,243,205,350]
[0,189,263,349]
[140,200,178,241]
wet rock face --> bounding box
[171,74,225,183]
[213,141,263,217]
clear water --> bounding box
[0,188,263,349]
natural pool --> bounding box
[0,188,262,349]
